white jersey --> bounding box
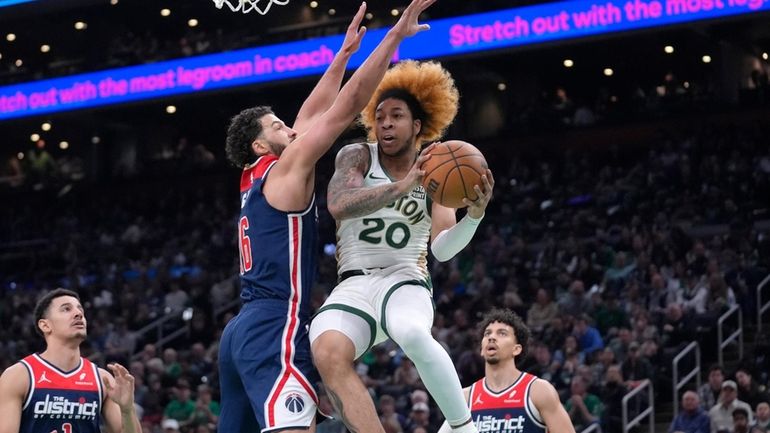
[336,143,432,277]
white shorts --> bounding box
[309,264,432,359]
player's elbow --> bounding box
[430,243,453,262]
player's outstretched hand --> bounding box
[463,169,494,218]
[340,2,367,56]
[392,0,437,38]
[105,362,136,413]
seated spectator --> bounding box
[600,365,627,433]
[661,303,695,356]
[753,402,770,431]
[573,314,604,358]
[526,288,559,334]
[163,379,196,429]
[709,380,754,433]
[669,390,710,433]
[559,280,593,317]
[621,341,654,386]
[699,365,725,410]
[378,394,406,433]
[734,408,751,433]
[593,291,629,336]
[404,402,431,433]
[188,384,219,430]
[564,376,603,431]
[162,418,181,433]
[736,368,770,410]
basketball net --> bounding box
[212,0,289,15]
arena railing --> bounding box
[672,341,701,420]
[757,273,770,334]
[580,423,603,433]
[622,379,654,433]
[130,309,188,361]
[717,305,743,366]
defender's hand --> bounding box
[340,2,367,56]
[391,0,437,38]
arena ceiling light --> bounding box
[664,45,674,54]
[14,59,22,67]
[391,8,399,16]
[365,12,373,19]
[74,21,87,30]
[563,59,574,68]
[702,55,712,63]
[41,122,51,131]
[497,83,507,91]
[40,44,50,53]
[110,0,118,4]
[6,33,15,42]
[309,1,317,8]
[166,105,177,114]
[91,136,101,144]
[328,8,335,15]
[17,152,24,160]
[763,52,768,60]
[161,8,171,16]
[188,18,198,27]
[30,133,40,142]
[59,141,69,150]
[603,68,614,76]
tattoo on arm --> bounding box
[328,145,406,220]
[327,388,359,433]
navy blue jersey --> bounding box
[20,354,103,433]
[468,372,547,433]
[238,155,318,318]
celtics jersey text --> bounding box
[336,143,432,276]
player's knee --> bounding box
[311,331,355,374]
[389,324,432,360]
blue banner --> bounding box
[1,0,768,121]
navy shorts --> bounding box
[218,299,319,433]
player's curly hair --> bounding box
[360,60,459,147]
[226,105,274,168]
[478,308,531,361]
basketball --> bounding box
[421,140,489,209]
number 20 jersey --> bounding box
[335,143,432,276]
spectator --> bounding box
[163,379,195,429]
[753,402,770,431]
[621,341,654,386]
[161,418,181,433]
[526,289,559,334]
[709,380,754,433]
[699,365,725,410]
[669,390,710,433]
[564,376,603,432]
[734,408,752,433]
[736,368,770,410]
[573,314,604,358]
[593,291,629,335]
[559,280,593,317]
[404,402,431,433]
[600,365,627,432]
[378,394,406,433]
[188,384,220,429]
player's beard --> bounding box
[485,356,500,365]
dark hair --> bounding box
[709,364,724,374]
[478,308,531,360]
[733,407,749,419]
[377,88,427,127]
[225,105,274,168]
[33,289,81,337]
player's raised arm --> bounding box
[0,364,27,433]
[292,3,367,134]
[100,364,141,433]
[276,0,437,176]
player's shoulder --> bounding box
[0,362,31,396]
[528,376,560,406]
[334,142,371,169]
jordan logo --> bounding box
[474,395,484,405]
[38,371,52,384]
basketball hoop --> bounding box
[212,0,290,15]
